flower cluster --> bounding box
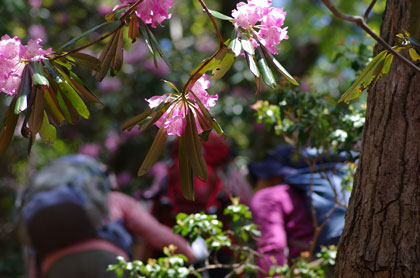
[146,74,218,137]
[117,0,173,28]
[0,35,52,96]
[231,0,288,54]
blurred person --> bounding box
[15,154,195,278]
[248,145,349,276]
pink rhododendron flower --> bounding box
[231,0,288,54]
[0,35,52,96]
[116,0,173,28]
[145,74,218,137]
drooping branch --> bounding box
[320,0,420,75]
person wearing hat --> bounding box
[248,145,314,275]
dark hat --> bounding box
[248,145,300,180]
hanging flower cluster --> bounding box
[145,74,218,137]
[231,0,288,54]
[0,35,52,96]
[115,0,174,28]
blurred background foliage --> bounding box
[0,0,383,276]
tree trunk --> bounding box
[335,0,420,277]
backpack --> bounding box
[16,155,133,259]
[284,162,349,250]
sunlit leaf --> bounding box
[409,48,420,61]
[256,48,275,88]
[31,61,49,87]
[211,47,235,80]
[338,50,388,103]
[241,38,254,55]
[39,111,56,144]
[246,52,260,78]
[43,87,65,126]
[95,28,120,81]
[208,9,233,21]
[14,65,31,114]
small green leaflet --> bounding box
[208,9,233,21]
[338,50,388,103]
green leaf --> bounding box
[178,135,194,200]
[69,78,103,104]
[139,20,170,68]
[14,65,32,114]
[256,48,276,88]
[138,125,167,176]
[185,109,208,181]
[58,81,90,119]
[59,21,114,49]
[43,60,64,83]
[55,90,73,124]
[0,97,19,155]
[208,9,233,21]
[338,50,388,103]
[211,47,235,80]
[31,61,49,87]
[246,52,260,78]
[241,38,255,55]
[261,46,298,85]
[409,48,420,61]
[39,111,56,144]
[43,88,65,126]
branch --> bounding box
[320,0,420,75]
[364,0,377,21]
[197,0,225,45]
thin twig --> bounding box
[197,0,225,45]
[364,0,378,21]
[320,0,420,75]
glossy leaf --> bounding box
[261,46,299,85]
[0,97,19,155]
[31,61,49,87]
[208,9,233,21]
[138,125,168,176]
[256,48,276,88]
[56,90,73,124]
[140,101,173,131]
[338,50,388,103]
[246,52,260,78]
[70,78,103,104]
[14,65,32,114]
[39,111,56,144]
[58,81,90,119]
[139,20,170,68]
[43,60,64,83]
[43,87,65,126]
[241,38,254,55]
[178,135,194,200]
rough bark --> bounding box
[335,0,420,277]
